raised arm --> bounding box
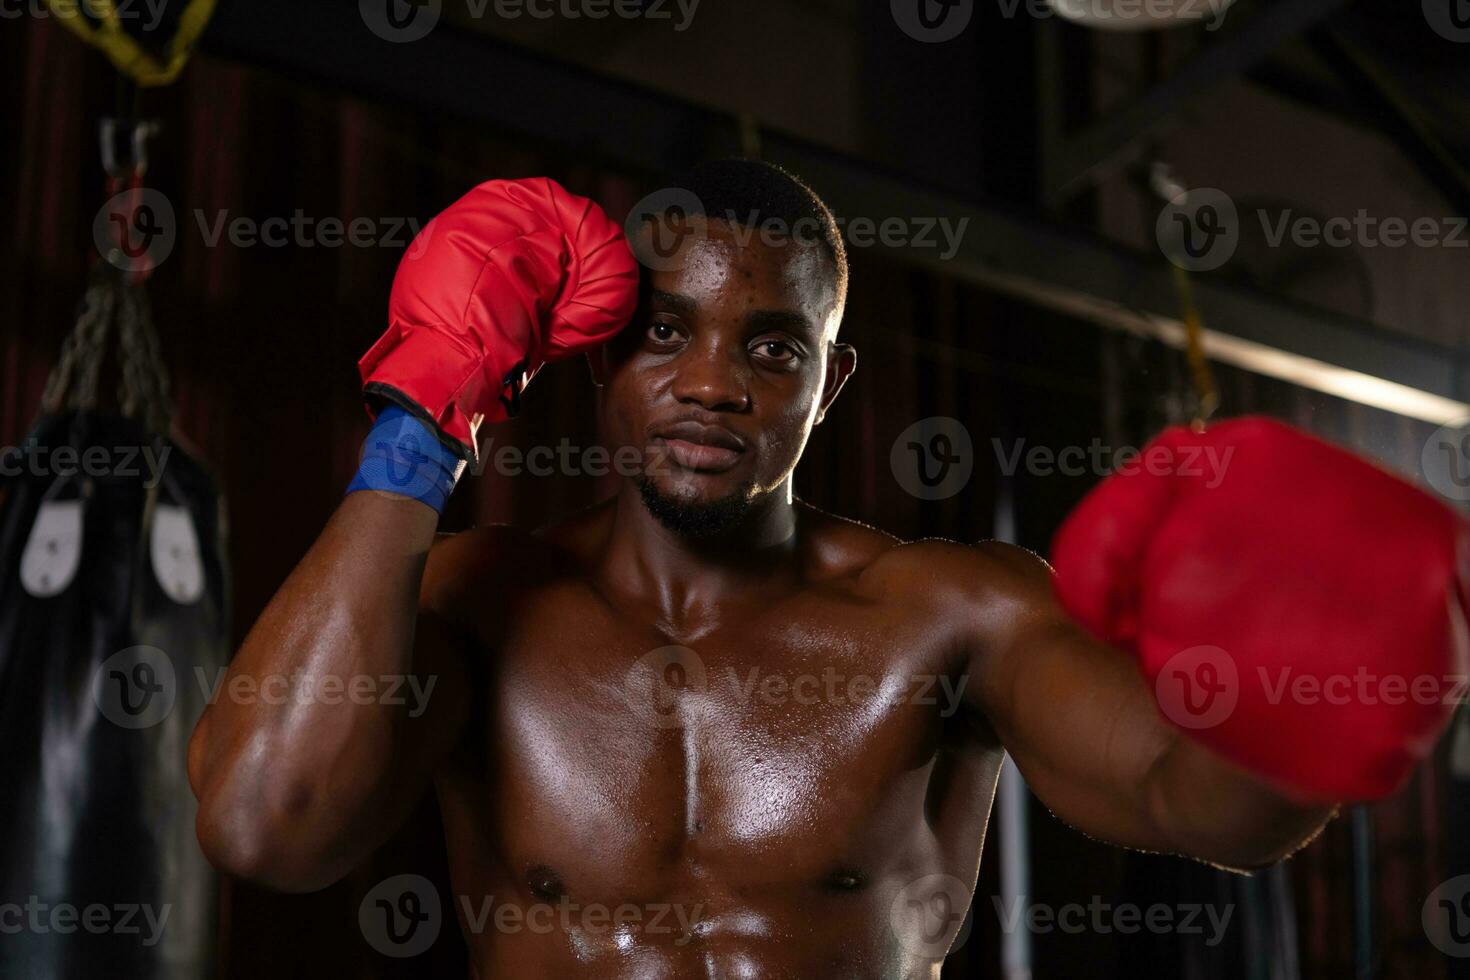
[958,418,1466,872]
[960,540,1331,871]
[188,176,638,892]
[187,493,471,892]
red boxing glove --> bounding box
[1052,416,1470,802]
[359,177,639,460]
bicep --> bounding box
[965,544,1178,854]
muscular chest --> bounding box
[454,582,967,893]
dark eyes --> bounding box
[753,339,796,362]
[647,321,679,344]
[642,321,802,366]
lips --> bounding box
[650,420,746,473]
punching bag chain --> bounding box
[41,266,117,416]
[117,277,173,436]
[39,264,172,437]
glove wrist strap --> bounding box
[346,405,467,514]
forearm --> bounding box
[1146,731,1336,871]
[188,490,439,890]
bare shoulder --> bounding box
[795,500,903,580]
[794,500,1056,615]
[859,534,1059,623]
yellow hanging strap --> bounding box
[1169,262,1220,429]
[43,0,216,87]
[1149,162,1221,429]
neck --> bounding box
[599,480,801,633]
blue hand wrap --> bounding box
[346,405,467,514]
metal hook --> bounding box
[100,118,160,180]
[1147,160,1188,204]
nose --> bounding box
[671,340,751,413]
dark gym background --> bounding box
[3,1,1468,977]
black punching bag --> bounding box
[0,266,227,979]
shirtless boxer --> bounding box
[187,161,1468,978]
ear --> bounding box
[814,342,857,426]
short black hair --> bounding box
[667,158,848,321]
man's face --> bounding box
[598,217,853,531]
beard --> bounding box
[636,474,759,540]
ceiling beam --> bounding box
[1042,0,1355,206]
[201,0,1470,422]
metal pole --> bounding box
[993,478,1033,980]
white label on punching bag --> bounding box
[20,500,84,597]
[150,503,205,605]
